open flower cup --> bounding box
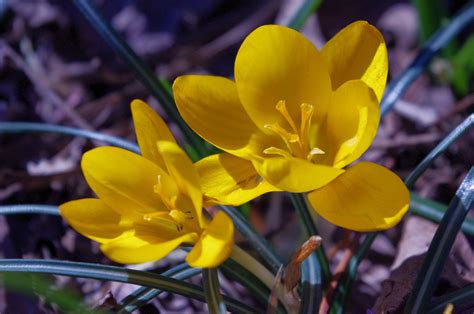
[60,100,234,268]
[173,21,410,231]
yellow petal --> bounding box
[314,80,380,168]
[321,21,388,101]
[307,162,409,231]
[131,99,176,168]
[186,211,234,268]
[235,25,331,130]
[252,156,344,193]
[156,140,204,227]
[173,75,273,159]
[59,199,132,243]
[100,232,198,264]
[82,146,171,219]
[196,153,280,206]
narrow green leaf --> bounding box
[219,205,283,274]
[0,259,255,313]
[449,35,474,95]
[404,168,474,313]
[289,193,325,314]
[1,273,98,313]
[412,0,444,42]
[203,268,227,314]
[0,204,60,216]
[404,114,473,187]
[72,0,208,158]
[300,253,322,314]
[116,263,200,313]
[289,193,329,285]
[428,284,474,313]
[0,122,140,154]
[410,192,474,236]
[331,115,474,312]
[287,0,323,30]
[381,2,474,116]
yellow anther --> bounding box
[307,147,325,161]
[276,100,298,134]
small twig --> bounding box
[319,233,361,314]
[0,40,93,130]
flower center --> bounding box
[144,174,195,232]
[263,100,324,161]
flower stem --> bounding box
[230,245,275,289]
[202,268,227,314]
[289,193,330,286]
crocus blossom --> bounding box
[60,100,234,268]
[173,21,409,231]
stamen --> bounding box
[263,147,292,158]
[276,100,298,134]
[264,123,298,142]
[143,212,180,230]
[154,175,177,210]
[300,103,314,148]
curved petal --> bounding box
[186,211,234,268]
[321,21,388,101]
[131,99,176,168]
[196,153,280,206]
[82,147,171,219]
[307,162,409,231]
[59,198,132,243]
[253,156,344,193]
[235,25,331,130]
[173,75,274,159]
[313,80,380,168]
[100,232,198,264]
[156,140,204,227]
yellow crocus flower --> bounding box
[60,100,234,268]
[173,21,409,231]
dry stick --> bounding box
[319,233,361,314]
[0,41,93,131]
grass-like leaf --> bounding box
[0,122,140,154]
[287,0,323,30]
[330,114,474,313]
[404,168,473,312]
[72,0,207,158]
[289,193,325,314]
[428,283,474,313]
[1,272,98,313]
[381,2,474,116]
[203,268,227,314]
[116,264,199,313]
[0,259,255,313]
[219,205,283,274]
[410,192,474,236]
